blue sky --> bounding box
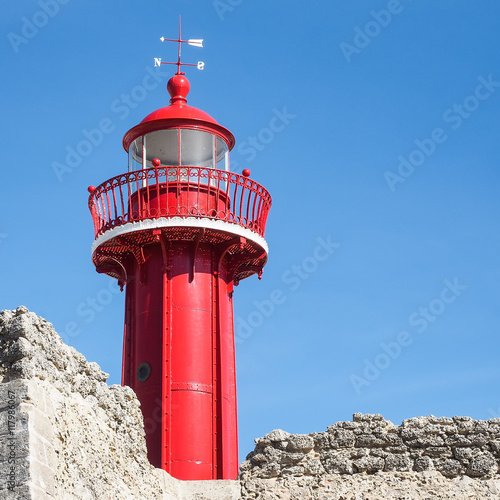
[2,0,500,464]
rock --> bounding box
[311,432,331,449]
[264,429,291,443]
[353,455,385,473]
[467,452,498,477]
[250,453,268,465]
[490,440,500,455]
[287,434,314,453]
[453,447,474,461]
[280,452,305,465]
[439,458,465,477]
[384,454,412,472]
[414,456,434,471]
[330,428,356,448]
[323,456,354,475]
[303,459,324,475]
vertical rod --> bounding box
[161,237,172,472]
[177,16,182,74]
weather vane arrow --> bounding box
[154,16,204,74]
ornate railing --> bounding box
[88,166,272,240]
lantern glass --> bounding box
[128,136,143,172]
[128,129,228,171]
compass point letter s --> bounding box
[154,58,162,67]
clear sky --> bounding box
[2,0,500,464]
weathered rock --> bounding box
[287,434,314,453]
[438,458,466,477]
[467,452,498,477]
[244,401,500,486]
[384,453,412,472]
[414,456,434,471]
[329,428,355,448]
[323,456,354,475]
[353,455,385,473]
[311,431,330,449]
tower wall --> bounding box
[122,239,238,479]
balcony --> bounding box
[88,166,272,243]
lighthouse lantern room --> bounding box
[87,23,271,481]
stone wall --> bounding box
[241,413,500,480]
[1,306,500,499]
[240,414,500,498]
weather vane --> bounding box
[154,16,204,75]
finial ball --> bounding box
[152,158,161,167]
[167,74,190,104]
[88,185,96,194]
[242,169,251,178]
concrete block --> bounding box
[151,468,182,500]
[29,457,55,497]
[181,479,241,500]
[26,405,54,448]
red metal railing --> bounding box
[88,166,272,240]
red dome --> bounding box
[123,74,235,152]
[139,103,219,125]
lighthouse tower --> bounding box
[87,30,271,481]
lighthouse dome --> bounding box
[139,102,218,124]
[123,74,235,156]
[140,74,218,124]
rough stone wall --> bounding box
[241,413,500,480]
[240,414,500,498]
[1,306,500,499]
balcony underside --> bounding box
[91,217,268,284]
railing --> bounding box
[88,166,272,240]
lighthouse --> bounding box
[87,27,271,481]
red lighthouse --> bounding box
[87,30,271,481]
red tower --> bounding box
[87,47,271,479]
